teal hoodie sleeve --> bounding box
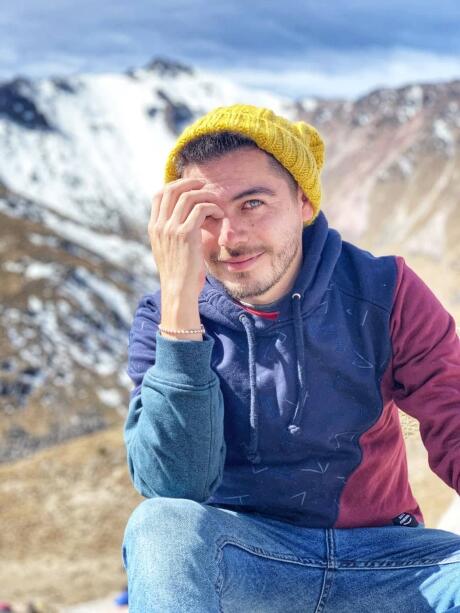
[124,296,226,501]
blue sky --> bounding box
[1,0,459,99]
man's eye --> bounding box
[243,199,263,209]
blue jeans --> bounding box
[122,497,460,612]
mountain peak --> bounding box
[143,56,194,77]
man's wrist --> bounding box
[158,323,205,341]
[160,289,203,340]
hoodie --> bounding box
[124,212,460,528]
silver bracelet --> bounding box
[158,324,205,335]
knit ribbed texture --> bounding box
[164,104,325,223]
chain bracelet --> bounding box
[158,324,205,335]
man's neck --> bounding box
[234,298,280,320]
[237,297,281,311]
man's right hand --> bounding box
[148,178,224,338]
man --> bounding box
[122,104,460,612]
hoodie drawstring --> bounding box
[239,313,261,464]
[238,292,307,464]
[288,293,307,435]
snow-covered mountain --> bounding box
[0,59,296,459]
[0,58,291,235]
[0,57,458,460]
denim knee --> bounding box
[123,496,209,564]
[127,496,208,530]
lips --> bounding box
[221,252,264,271]
[222,252,264,264]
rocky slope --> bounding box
[297,81,460,318]
[0,186,148,460]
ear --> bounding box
[297,186,314,223]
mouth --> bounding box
[220,252,264,271]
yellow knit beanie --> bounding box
[164,103,325,224]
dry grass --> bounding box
[0,426,142,609]
[0,422,455,610]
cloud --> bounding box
[219,48,460,99]
[0,0,459,97]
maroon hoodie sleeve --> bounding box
[390,256,460,494]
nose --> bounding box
[217,214,248,248]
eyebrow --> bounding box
[230,186,276,202]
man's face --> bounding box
[182,147,314,304]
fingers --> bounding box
[169,188,223,226]
[149,178,204,233]
[149,178,225,239]
[183,202,224,232]
[149,191,162,229]
[147,179,223,298]
[156,178,207,225]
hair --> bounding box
[175,131,298,196]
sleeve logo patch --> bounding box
[392,512,419,527]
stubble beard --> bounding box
[206,232,302,301]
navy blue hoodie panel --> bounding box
[126,213,399,527]
[204,242,397,527]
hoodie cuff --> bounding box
[145,331,216,387]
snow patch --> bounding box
[28,295,43,313]
[301,98,318,112]
[397,156,413,177]
[405,85,423,106]
[71,267,133,327]
[3,260,26,273]
[25,261,61,280]
[432,119,455,152]
[355,113,370,126]
[97,388,123,408]
[28,233,60,247]
[43,215,154,276]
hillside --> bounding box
[297,81,460,320]
[0,425,141,610]
[0,190,141,461]
[0,425,457,609]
